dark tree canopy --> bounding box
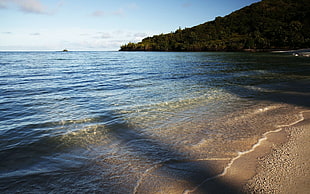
[120,0,310,51]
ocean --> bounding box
[0,51,309,193]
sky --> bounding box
[0,0,261,51]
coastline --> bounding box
[243,110,310,193]
[119,48,310,55]
[182,109,310,194]
[133,107,310,194]
[133,77,310,194]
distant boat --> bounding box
[62,49,68,52]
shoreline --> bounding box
[182,109,310,194]
[243,110,310,193]
[131,80,310,194]
[133,106,310,194]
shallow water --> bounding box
[0,51,309,193]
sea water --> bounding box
[0,51,309,193]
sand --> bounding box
[133,95,310,194]
[243,111,310,194]
[133,80,310,194]
[181,110,310,194]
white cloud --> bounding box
[30,32,40,36]
[91,32,113,39]
[91,2,140,18]
[1,0,63,15]
[91,8,124,17]
[15,0,48,14]
[0,27,153,51]
[2,31,13,34]
[92,10,105,17]
[13,0,49,14]
[80,33,90,36]
[127,3,139,10]
[0,0,8,9]
[99,32,112,39]
[133,32,148,38]
[74,30,151,50]
[112,8,124,16]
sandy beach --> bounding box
[132,107,310,194]
[181,109,310,194]
[243,110,310,193]
[201,81,310,194]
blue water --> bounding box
[0,51,309,193]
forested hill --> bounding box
[120,0,310,51]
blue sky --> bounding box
[0,0,261,51]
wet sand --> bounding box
[243,110,310,193]
[188,81,310,194]
[181,110,310,194]
[133,108,310,194]
[134,80,310,194]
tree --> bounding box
[119,0,310,51]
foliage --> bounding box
[120,0,310,51]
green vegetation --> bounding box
[120,0,310,51]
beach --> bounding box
[178,109,310,194]
[182,80,310,194]
[243,110,310,193]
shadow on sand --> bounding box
[105,79,310,193]
[105,116,241,194]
